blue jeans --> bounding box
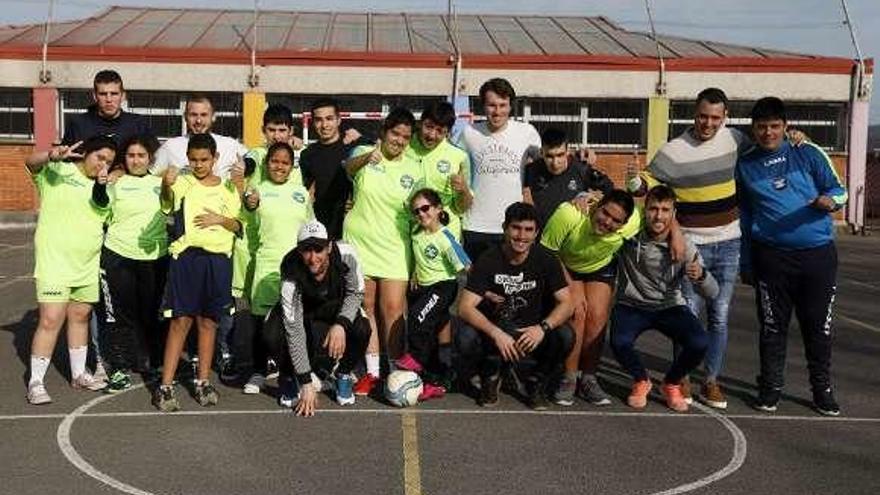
[681,237,740,380]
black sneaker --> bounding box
[813,387,840,417]
[218,354,239,384]
[194,381,220,407]
[478,373,501,407]
[752,387,781,413]
[153,384,180,412]
[527,377,550,411]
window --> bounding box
[0,88,33,140]
[522,98,645,149]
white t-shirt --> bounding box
[455,120,541,234]
[151,132,248,180]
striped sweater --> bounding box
[638,127,750,245]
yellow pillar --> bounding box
[242,91,267,148]
[646,96,670,162]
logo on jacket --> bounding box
[567,179,578,191]
[436,160,451,174]
[292,191,306,203]
[400,174,414,189]
[424,244,439,259]
[771,177,788,190]
[764,156,786,167]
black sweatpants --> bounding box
[752,241,837,391]
[99,247,168,373]
[262,310,371,379]
[456,321,574,380]
[406,280,458,369]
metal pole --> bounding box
[248,0,259,87]
[39,0,54,83]
[448,0,462,101]
[840,0,868,98]
[644,0,666,95]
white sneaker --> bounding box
[72,372,107,391]
[243,374,266,395]
[27,382,52,405]
[93,361,109,383]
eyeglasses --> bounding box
[412,204,433,216]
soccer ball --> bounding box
[384,370,423,407]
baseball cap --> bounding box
[297,219,330,249]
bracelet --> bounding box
[540,320,552,333]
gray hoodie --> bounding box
[616,230,719,310]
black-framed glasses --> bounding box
[412,204,432,216]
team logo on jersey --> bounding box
[764,156,786,167]
[400,174,414,189]
[771,177,788,190]
[436,160,451,174]
[567,179,578,191]
[424,244,439,259]
[292,191,306,203]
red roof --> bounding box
[0,6,869,74]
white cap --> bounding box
[297,219,329,247]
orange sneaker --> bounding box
[627,379,653,409]
[662,382,689,412]
[354,373,380,396]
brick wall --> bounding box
[0,143,36,211]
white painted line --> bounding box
[843,279,880,291]
[0,413,66,420]
[837,314,880,333]
[0,243,30,250]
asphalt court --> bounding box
[1,228,880,495]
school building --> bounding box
[0,6,873,228]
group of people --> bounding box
[24,70,847,418]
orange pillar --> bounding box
[32,87,59,151]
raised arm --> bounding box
[26,141,83,175]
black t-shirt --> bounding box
[524,157,614,228]
[62,107,154,148]
[299,139,366,239]
[465,244,567,327]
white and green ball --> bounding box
[384,370,423,407]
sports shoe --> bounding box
[354,373,380,396]
[662,382,689,412]
[218,354,238,384]
[700,380,728,409]
[105,370,132,394]
[418,382,446,402]
[335,373,356,406]
[813,387,841,417]
[577,375,612,406]
[27,382,52,405]
[265,358,279,380]
[478,373,501,407]
[72,372,107,391]
[243,373,266,395]
[680,376,694,405]
[153,384,180,412]
[501,367,528,397]
[627,379,653,409]
[551,375,577,406]
[752,388,781,413]
[278,376,298,408]
[527,377,550,411]
[395,353,424,374]
[93,360,109,383]
[194,381,220,407]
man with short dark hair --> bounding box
[455,78,541,261]
[62,70,153,147]
[736,97,846,417]
[524,127,614,227]
[456,202,573,410]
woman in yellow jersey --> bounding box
[343,108,422,395]
[25,136,117,404]
[92,135,168,393]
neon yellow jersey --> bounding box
[540,202,641,274]
[412,226,471,286]
[167,175,241,257]
[31,161,108,286]
[406,138,471,239]
[104,174,168,260]
[343,145,423,280]
[250,181,313,315]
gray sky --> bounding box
[1,0,877,121]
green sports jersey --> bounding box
[343,145,423,280]
[167,175,241,257]
[540,202,641,274]
[104,174,168,260]
[31,161,108,286]
[406,138,470,239]
[250,181,313,315]
[412,226,471,286]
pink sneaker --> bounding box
[418,382,446,402]
[395,353,424,374]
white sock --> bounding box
[366,353,381,378]
[29,355,51,386]
[69,346,88,379]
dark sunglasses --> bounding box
[412,204,433,216]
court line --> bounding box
[842,279,880,291]
[401,412,423,495]
[837,313,880,333]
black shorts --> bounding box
[164,248,232,322]
[568,258,617,286]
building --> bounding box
[0,6,872,227]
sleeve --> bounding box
[300,151,315,189]
[441,229,471,273]
[279,279,314,385]
[91,182,109,208]
[225,181,242,219]
[806,143,848,209]
[336,244,366,330]
[685,241,719,299]
[459,149,472,192]
[540,204,577,253]
[730,128,754,156]
[168,176,194,212]
[523,162,537,189]
[582,162,614,194]
[735,163,753,274]
[464,254,493,296]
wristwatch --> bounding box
[539,320,552,333]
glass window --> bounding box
[0,88,33,140]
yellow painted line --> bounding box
[401,412,423,495]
